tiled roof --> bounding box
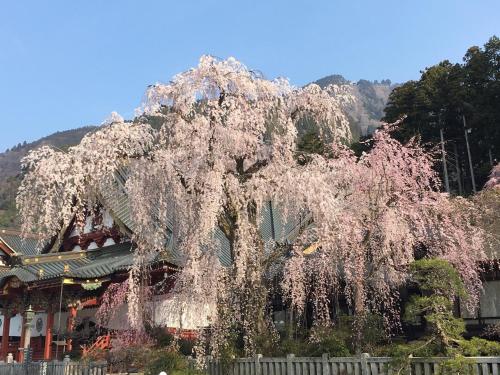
[0,230,48,256]
[24,257,91,280]
[69,242,135,279]
[0,267,38,283]
[213,228,232,267]
[0,242,140,286]
[0,209,311,290]
[99,166,136,233]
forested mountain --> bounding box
[0,126,97,226]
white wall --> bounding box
[30,313,47,336]
[0,314,22,337]
[103,296,215,331]
[152,295,214,330]
[106,304,129,331]
[462,280,500,322]
[9,314,22,337]
[480,280,500,318]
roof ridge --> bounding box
[87,242,134,259]
[19,240,134,262]
[21,251,88,265]
[0,228,42,239]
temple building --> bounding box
[0,171,195,361]
[0,223,168,361]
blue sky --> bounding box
[0,0,498,152]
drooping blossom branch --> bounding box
[17,121,154,240]
[485,163,500,189]
[96,278,154,347]
[96,279,129,327]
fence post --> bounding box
[322,353,329,375]
[63,355,70,375]
[256,354,263,375]
[287,354,295,375]
[360,353,369,375]
[406,354,412,375]
[206,355,213,375]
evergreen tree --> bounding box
[384,36,499,195]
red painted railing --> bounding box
[81,334,111,358]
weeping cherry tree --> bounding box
[17,56,485,357]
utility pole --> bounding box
[462,115,476,193]
[439,128,450,193]
[453,143,463,196]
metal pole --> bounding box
[55,280,64,360]
[462,115,477,193]
[440,128,450,193]
[489,148,494,167]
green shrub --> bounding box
[340,314,387,354]
[386,258,500,374]
[144,349,192,375]
[307,325,351,357]
[438,355,476,375]
[384,340,441,358]
[108,345,153,373]
[409,259,466,299]
[278,337,307,356]
[403,259,468,356]
[458,337,500,356]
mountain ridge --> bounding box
[313,75,397,138]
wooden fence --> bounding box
[207,354,500,375]
[0,360,107,375]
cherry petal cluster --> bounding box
[485,163,500,189]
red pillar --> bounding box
[44,310,54,360]
[1,312,11,360]
[18,315,25,362]
[66,307,77,352]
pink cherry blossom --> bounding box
[485,163,500,189]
